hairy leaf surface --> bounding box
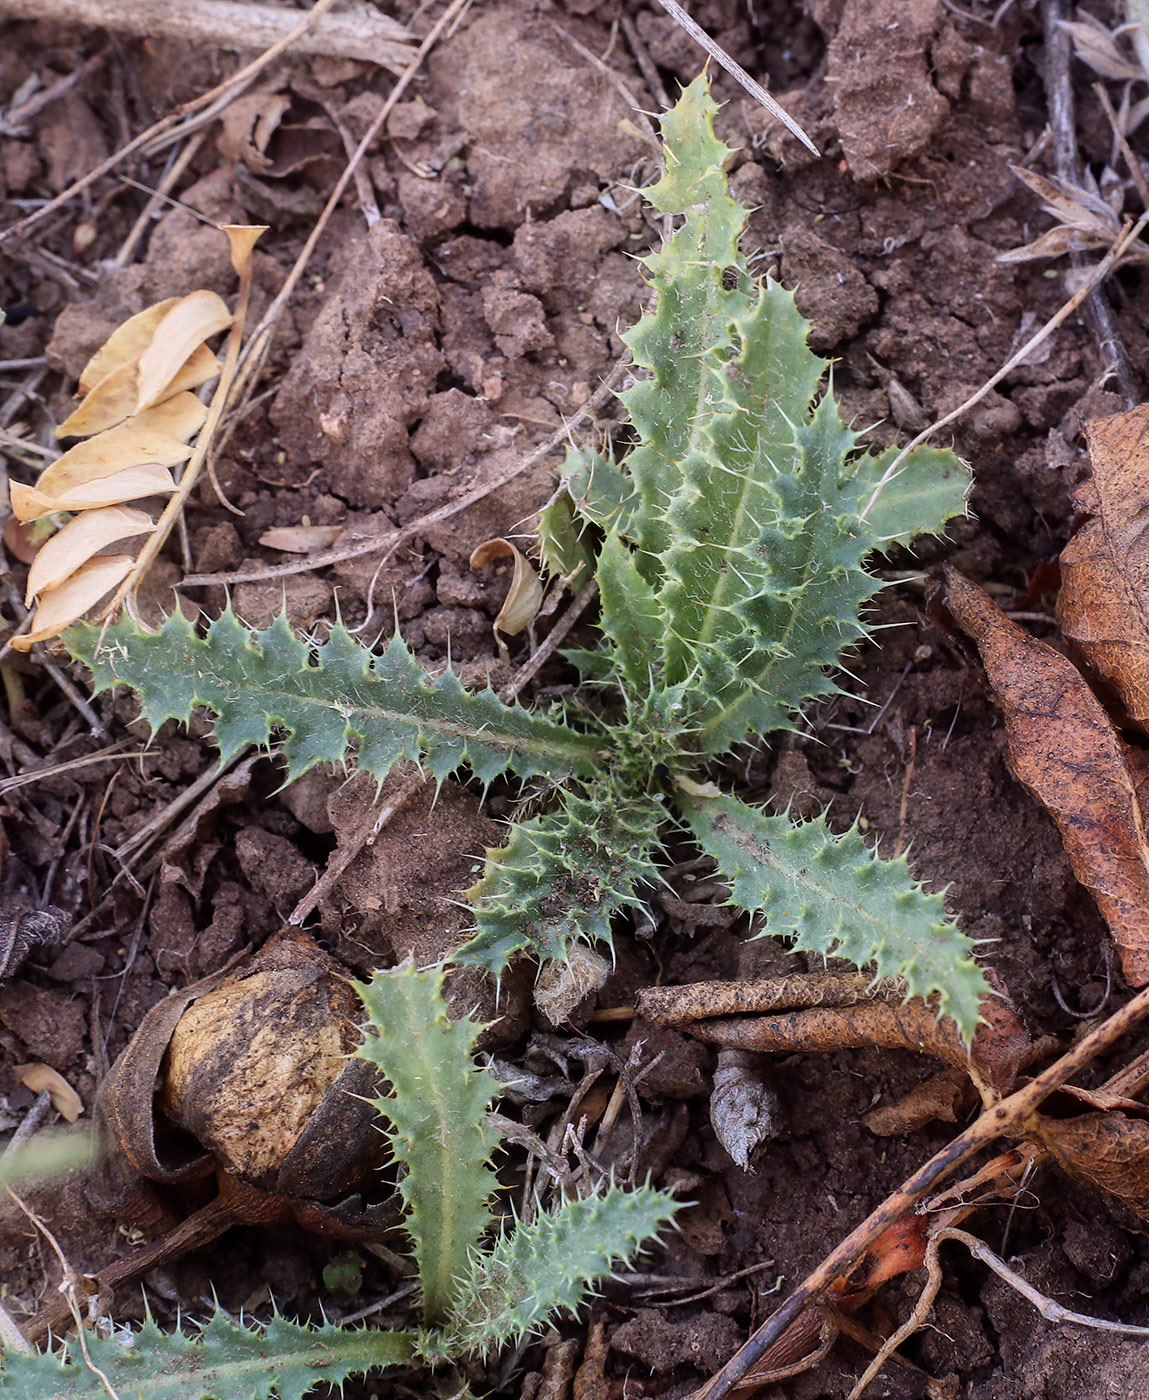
[0,1310,414,1399]
[357,962,499,1324]
[67,609,604,786]
[680,790,986,1038]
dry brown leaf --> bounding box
[135,290,231,412]
[1057,404,1149,733]
[77,297,180,394]
[14,1062,84,1122]
[259,524,344,553]
[13,464,179,522]
[26,506,155,604]
[682,982,1031,1094]
[940,565,1149,986]
[637,972,896,1026]
[1033,1107,1149,1220]
[35,423,195,499]
[218,87,293,170]
[11,553,135,650]
[470,536,544,636]
[863,1069,971,1137]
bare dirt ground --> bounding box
[2,1,1148,1397]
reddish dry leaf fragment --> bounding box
[1057,404,1149,733]
[941,565,1149,986]
[14,1062,84,1122]
[259,524,344,553]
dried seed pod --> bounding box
[100,931,394,1226]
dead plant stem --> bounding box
[691,978,1149,1400]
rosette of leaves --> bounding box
[64,78,987,1034]
[0,963,676,1399]
[10,226,264,649]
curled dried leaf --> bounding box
[470,536,544,636]
[1059,17,1145,82]
[11,553,134,650]
[259,524,344,553]
[77,297,180,394]
[863,1069,971,1136]
[709,1048,778,1170]
[222,224,269,279]
[940,565,1149,986]
[135,290,231,412]
[14,1062,84,1122]
[26,506,155,604]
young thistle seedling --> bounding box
[65,76,987,1036]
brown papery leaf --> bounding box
[1058,404,1149,732]
[78,297,180,394]
[14,1062,84,1122]
[11,465,179,522]
[135,291,231,412]
[11,553,134,650]
[1034,1110,1149,1220]
[259,524,344,553]
[941,565,1149,986]
[57,345,222,441]
[26,506,155,604]
[36,424,195,499]
[470,537,544,636]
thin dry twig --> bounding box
[690,977,1149,1400]
[0,0,344,245]
[653,0,817,154]
[858,213,1149,524]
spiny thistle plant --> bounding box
[62,76,987,1034]
[0,963,677,1398]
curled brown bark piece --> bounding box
[637,973,898,1026]
[939,565,1149,986]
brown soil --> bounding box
[2,1,1148,1397]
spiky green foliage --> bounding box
[2,966,675,1398]
[436,1188,678,1359]
[356,961,499,1324]
[63,73,987,1036]
[458,782,665,971]
[678,789,985,1031]
[0,1309,415,1399]
[67,608,604,786]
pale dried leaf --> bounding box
[14,1062,84,1122]
[78,297,180,394]
[470,536,544,636]
[1011,165,1120,229]
[12,465,179,521]
[222,224,270,278]
[709,1048,778,1170]
[36,423,195,499]
[218,88,291,169]
[133,391,210,442]
[11,553,134,648]
[259,524,344,553]
[1059,17,1144,81]
[56,359,140,439]
[997,224,1111,264]
[135,290,231,412]
[26,505,155,604]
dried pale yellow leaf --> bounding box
[10,553,134,649]
[259,524,344,553]
[26,505,155,604]
[14,1063,84,1122]
[136,290,232,412]
[166,343,223,398]
[469,536,544,636]
[13,465,179,521]
[37,422,195,498]
[56,359,140,439]
[78,297,180,394]
[134,391,210,442]
[222,224,269,278]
